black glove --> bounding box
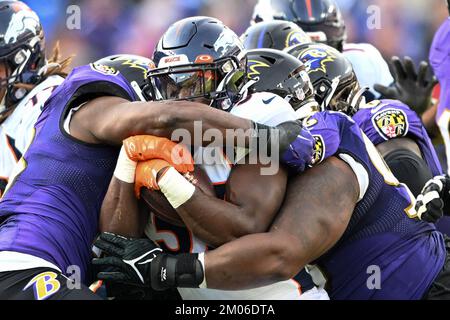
[416,175,450,223]
[93,232,204,291]
[374,56,438,115]
[93,232,163,287]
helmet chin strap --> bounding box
[0,94,7,115]
[321,76,341,111]
[347,86,369,114]
[212,70,256,111]
[239,78,258,95]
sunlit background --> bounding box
[22,0,449,68]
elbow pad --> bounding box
[384,148,433,197]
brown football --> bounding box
[140,165,215,227]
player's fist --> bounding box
[416,175,450,223]
[276,121,315,172]
[124,135,194,173]
[135,159,171,198]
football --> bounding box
[140,165,215,227]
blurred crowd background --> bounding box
[22,0,449,68]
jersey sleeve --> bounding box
[354,99,424,145]
[343,43,394,99]
[305,111,371,201]
[51,64,138,115]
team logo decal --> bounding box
[286,31,310,48]
[90,63,119,76]
[23,271,61,301]
[115,56,153,77]
[372,108,408,140]
[4,4,40,44]
[247,59,270,78]
[214,29,243,56]
[297,47,337,74]
[312,135,325,165]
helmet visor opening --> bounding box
[148,65,219,101]
[147,56,243,102]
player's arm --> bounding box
[70,96,253,146]
[421,103,439,136]
[99,178,148,238]
[172,160,287,247]
[200,156,358,290]
[93,156,359,290]
[70,96,315,173]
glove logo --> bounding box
[312,135,325,165]
[372,108,408,140]
[125,248,163,284]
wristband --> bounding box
[158,167,196,209]
[198,252,207,289]
[114,146,137,183]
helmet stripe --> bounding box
[306,0,313,18]
[257,25,268,49]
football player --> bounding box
[412,0,450,231]
[94,96,450,299]
[241,20,312,51]
[429,0,450,174]
[286,42,443,196]
[92,44,449,300]
[97,17,328,300]
[0,40,317,301]
[0,1,71,195]
[250,0,394,102]
[245,3,437,126]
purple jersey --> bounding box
[304,111,446,299]
[353,99,442,176]
[0,64,138,283]
[430,18,450,175]
[430,18,450,122]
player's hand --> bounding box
[416,175,450,223]
[374,56,438,115]
[124,135,194,173]
[92,232,163,287]
[134,159,171,198]
[276,121,315,173]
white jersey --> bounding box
[145,92,329,300]
[343,43,394,100]
[0,75,63,194]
